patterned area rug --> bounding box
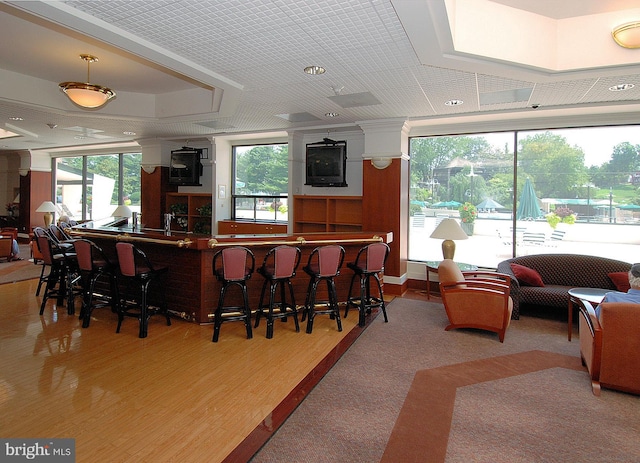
[250,297,640,463]
[0,247,42,285]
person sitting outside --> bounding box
[596,263,640,317]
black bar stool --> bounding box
[254,245,301,338]
[301,245,345,334]
[344,242,390,327]
[35,235,67,315]
[115,242,171,338]
[73,238,118,328]
[211,246,255,342]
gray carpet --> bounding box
[249,297,640,463]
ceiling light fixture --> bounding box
[445,99,464,106]
[304,65,326,75]
[612,21,640,49]
[59,54,115,108]
[325,112,339,117]
[609,83,635,91]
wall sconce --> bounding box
[612,21,640,48]
[371,157,392,170]
[141,165,156,174]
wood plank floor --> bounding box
[0,278,380,463]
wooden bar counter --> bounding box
[69,224,393,324]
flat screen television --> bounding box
[169,148,202,186]
[305,139,347,187]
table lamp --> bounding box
[35,201,57,227]
[430,218,468,260]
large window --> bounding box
[232,144,288,222]
[409,126,640,267]
[54,152,142,221]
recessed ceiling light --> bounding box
[445,99,464,106]
[304,65,326,75]
[325,112,339,117]
[123,131,136,135]
[9,116,23,121]
[609,83,635,91]
[74,136,86,140]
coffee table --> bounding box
[567,287,609,341]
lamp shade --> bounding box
[112,205,132,217]
[430,218,468,240]
[35,201,57,213]
[612,21,640,49]
[430,218,468,260]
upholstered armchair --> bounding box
[0,236,13,262]
[578,300,640,396]
[437,259,513,342]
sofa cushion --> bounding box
[608,272,631,292]
[510,263,544,287]
[519,285,571,308]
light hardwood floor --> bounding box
[0,278,365,462]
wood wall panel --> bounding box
[141,166,176,229]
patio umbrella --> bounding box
[617,204,640,210]
[516,178,543,220]
[476,198,504,210]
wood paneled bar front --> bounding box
[69,226,393,324]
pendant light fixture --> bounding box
[59,54,115,108]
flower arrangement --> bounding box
[546,206,576,229]
[458,202,477,224]
[5,203,18,214]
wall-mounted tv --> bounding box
[169,147,203,186]
[305,139,347,187]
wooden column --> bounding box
[362,158,408,295]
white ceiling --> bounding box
[1,0,640,152]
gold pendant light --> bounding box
[59,54,115,108]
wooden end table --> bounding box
[567,287,609,341]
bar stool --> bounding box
[211,246,255,342]
[35,235,67,315]
[254,245,301,339]
[301,245,345,334]
[33,227,53,296]
[73,239,118,328]
[344,241,390,327]
[35,229,82,315]
[115,242,171,338]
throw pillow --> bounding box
[608,272,630,292]
[509,263,544,287]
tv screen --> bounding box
[305,139,347,187]
[169,148,202,186]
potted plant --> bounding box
[458,202,477,236]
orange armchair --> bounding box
[0,236,12,262]
[437,259,513,342]
[578,300,640,396]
